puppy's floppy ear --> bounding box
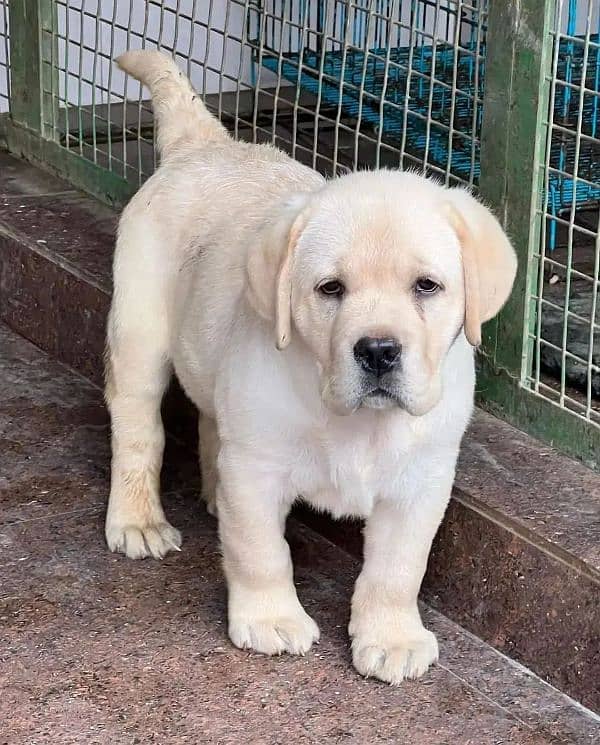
[443,190,517,347]
[247,193,313,349]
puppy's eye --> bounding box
[317,279,345,298]
[415,278,440,295]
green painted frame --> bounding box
[2,0,599,469]
[0,115,136,206]
[477,0,600,470]
[3,0,134,207]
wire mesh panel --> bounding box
[247,0,487,182]
[41,0,262,185]
[250,0,596,234]
[0,0,9,113]
[36,1,593,220]
[528,0,600,427]
[2,0,599,450]
[36,0,488,186]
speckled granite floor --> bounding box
[1,325,599,744]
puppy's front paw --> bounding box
[105,519,182,559]
[349,612,438,684]
[351,629,438,683]
[229,595,320,656]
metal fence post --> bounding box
[478,0,554,375]
[8,0,53,135]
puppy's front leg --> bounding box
[349,451,456,684]
[218,449,319,656]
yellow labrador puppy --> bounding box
[106,50,516,684]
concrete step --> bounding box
[0,150,599,710]
[1,322,599,744]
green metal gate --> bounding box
[0,0,598,468]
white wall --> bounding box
[57,0,262,105]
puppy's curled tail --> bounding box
[116,50,229,160]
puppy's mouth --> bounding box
[360,386,402,410]
[367,387,395,400]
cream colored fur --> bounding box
[105,50,517,684]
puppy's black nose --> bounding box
[353,337,402,376]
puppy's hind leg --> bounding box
[198,414,219,517]
[104,216,181,560]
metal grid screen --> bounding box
[44,0,260,183]
[247,0,486,181]
[3,0,599,438]
[529,0,600,427]
[0,0,9,113]
[39,0,487,185]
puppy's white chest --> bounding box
[294,420,407,519]
[314,455,375,518]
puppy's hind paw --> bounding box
[204,494,218,517]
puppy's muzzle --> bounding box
[353,336,402,377]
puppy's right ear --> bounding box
[246,193,313,349]
[443,190,517,347]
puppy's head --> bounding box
[247,171,516,416]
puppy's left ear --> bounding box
[443,190,517,347]
[246,193,313,349]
